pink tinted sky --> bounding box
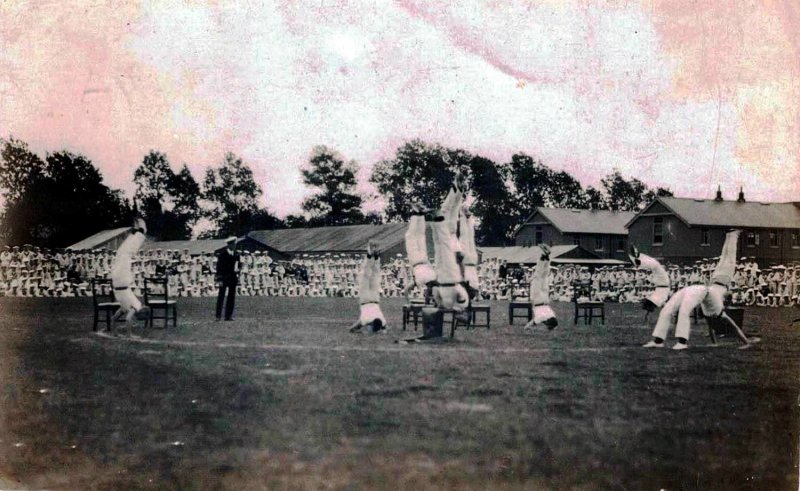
[0,0,798,217]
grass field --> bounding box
[1,297,798,490]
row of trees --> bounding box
[0,136,671,248]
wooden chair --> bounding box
[143,276,177,328]
[470,303,491,329]
[442,309,470,338]
[91,278,119,332]
[508,296,532,324]
[572,281,605,325]
[402,300,426,331]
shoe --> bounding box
[543,317,558,330]
[349,324,363,333]
[215,317,221,322]
[224,318,234,322]
[672,342,688,350]
[539,244,551,261]
[642,340,664,348]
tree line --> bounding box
[0,136,672,248]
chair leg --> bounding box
[173,305,177,327]
[93,309,98,331]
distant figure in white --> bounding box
[644,230,759,350]
[349,241,387,333]
[628,245,671,320]
[110,217,150,336]
[523,244,558,330]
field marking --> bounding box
[89,331,648,355]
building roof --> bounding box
[479,245,575,264]
[478,245,624,265]
[248,223,409,253]
[629,197,800,229]
[67,227,131,250]
[524,207,637,235]
[140,239,229,255]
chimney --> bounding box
[714,185,723,202]
[737,187,746,203]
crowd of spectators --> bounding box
[1,245,798,308]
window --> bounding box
[573,236,580,246]
[700,228,710,246]
[792,231,799,248]
[594,236,603,251]
[745,231,758,247]
[769,230,779,248]
[534,226,543,245]
[616,237,625,252]
[653,217,664,245]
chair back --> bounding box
[572,281,594,302]
[91,278,114,306]
[144,276,170,304]
[511,295,530,304]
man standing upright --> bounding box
[215,237,240,321]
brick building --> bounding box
[626,194,800,267]
[513,207,637,261]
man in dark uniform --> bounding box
[215,237,240,321]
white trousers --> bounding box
[652,284,726,341]
[405,216,437,287]
[533,305,556,324]
[647,286,671,309]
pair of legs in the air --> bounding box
[523,244,558,331]
[349,241,387,334]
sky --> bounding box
[1,0,798,218]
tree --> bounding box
[0,145,130,247]
[0,137,45,204]
[584,186,606,210]
[133,151,201,240]
[202,152,263,238]
[248,208,283,231]
[284,214,308,229]
[546,171,588,209]
[600,171,658,211]
[468,156,516,245]
[505,153,553,221]
[370,140,471,221]
[301,146,364,226]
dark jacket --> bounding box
[215,248,240,285]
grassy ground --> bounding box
[0,297,798,490]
